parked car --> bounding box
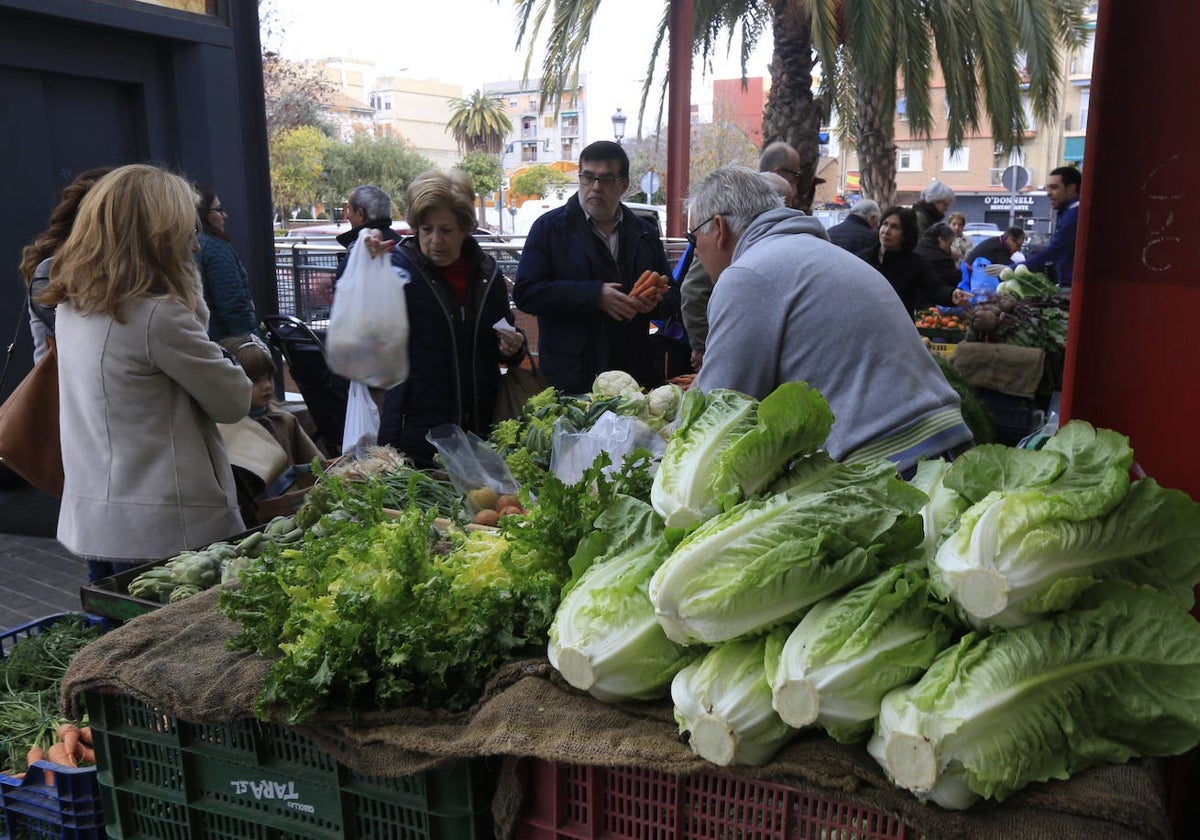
[284,220,414,243]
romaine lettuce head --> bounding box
[907,458,969,563]
[651,388,757,528]
[767,565,955,742]
[672,628,795,766]
[650,383,834,530]
[932,477,1200,629]
[945,420,1133,519]
[868,581,1200,809]
[649,474,927,645]
[549,497,699,701]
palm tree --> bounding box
[447,90,513,155]
[512,0,1086,207]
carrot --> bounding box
[78,726,93,747]
[77,746,96,766]
[57,723,81,759]
[629,270,657,298]
[47,742,77,768]
[26,745,45,768]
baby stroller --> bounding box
[259,315,348,457]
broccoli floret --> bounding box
[524,387,561,416]
[489,418,523,454]
[506,448,548,489]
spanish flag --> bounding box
[845,171,861,190]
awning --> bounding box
[1064,136,1086,162]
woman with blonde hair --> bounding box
[38,163,251,581]
[370,169,525,466]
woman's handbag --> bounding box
[493,357,550,422]
[0,331,63,498]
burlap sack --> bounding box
[61,587,1170,840]
[951,342,1046,398]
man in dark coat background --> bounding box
[333,185,400,282]
[826,199,881,253]
[514,141,678,394]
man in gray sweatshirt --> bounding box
[690,165,972,476]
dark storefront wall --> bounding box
[0,0,272,399]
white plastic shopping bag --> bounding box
[341,381,380,455]
[325,229,410,388]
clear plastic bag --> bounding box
[325,229,410,389]
[425,424,519,512]
[341,380,380,456]
[550,411,666,486]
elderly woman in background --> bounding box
[18,166,114,363]
[39,164,251,581]
[195,184,258,341]
[858,207,969,315]
[914,222,971,310]
[912,180,956,236]
[374,169,525,466]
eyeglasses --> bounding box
[685,214,720,247]
[775,167,802,180]
[579,172,622,188]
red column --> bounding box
[665,0,693,237]
[1061,4,1200,500]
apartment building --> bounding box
[321,58,461,168]
[483,77,588,171]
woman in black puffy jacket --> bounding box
[377,170,525,466]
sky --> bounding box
[261,0,773,135]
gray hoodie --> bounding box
[696,208,970,471]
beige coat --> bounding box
[56,295,252,560]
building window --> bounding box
[528,96,538,110]
[510,98,518,108]
[543,115,555,129]
[943,147,969,171]
[1079,89,1090,131]
[561,114,579,137]
[561,139,574,159]
[897,148,923,171]
[543,138,552,152]
[521,143,538,163]
[896,97,907,121]
[381,94,392,112]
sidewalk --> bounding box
[0,533,85,631]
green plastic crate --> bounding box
[85,692,495,840]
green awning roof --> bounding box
[1064,136,1086,162]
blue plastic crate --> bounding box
[1,613,105,840]
[1,762,105,840]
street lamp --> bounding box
[611,108,627,145]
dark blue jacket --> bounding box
[1023,201,1079,286]
[513,194,676,394]
[378,236,521,466]
[827,214,879,254]
[196,234,257,341]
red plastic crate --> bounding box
[516,759,910,840]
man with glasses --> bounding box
[514,141,677,394]
[690,165,972,478]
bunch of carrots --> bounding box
[630,270,669,302]
[17,723,94,782]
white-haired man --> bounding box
[826,199,881,253]
[690,165,972,476]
